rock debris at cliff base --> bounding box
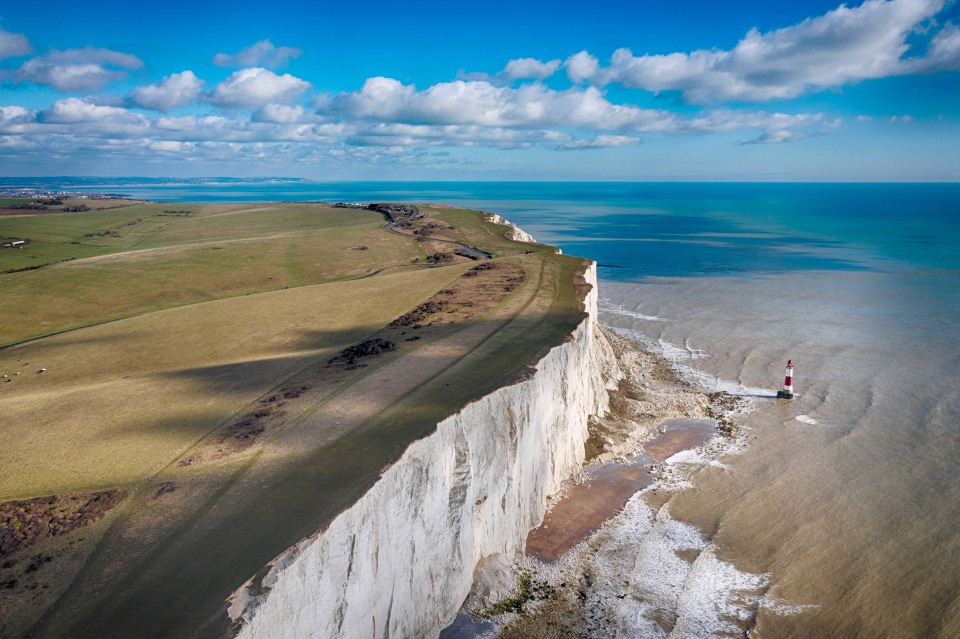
[460,328,751,639]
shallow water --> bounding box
[43,179,960,637]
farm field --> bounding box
[0,199,589,638]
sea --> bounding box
[34,180,960,637]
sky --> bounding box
[1,0,959,181]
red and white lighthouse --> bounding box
[777,360,795,399]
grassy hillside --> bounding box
[0,200,590,639]
[0,203,420,345]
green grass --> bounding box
[0,203,420,345]
[0,266,466,499]
[3,201,594,639]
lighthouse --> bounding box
[776,360,794,399]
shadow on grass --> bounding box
[30,300,587,639]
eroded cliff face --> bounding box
[229,263,619,639]
[484,213,540,246]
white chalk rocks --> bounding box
[484,213,539,246]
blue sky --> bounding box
[1,0,958,180]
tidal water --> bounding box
[53,179,960,637]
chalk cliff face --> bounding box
[229,263,618,639]
[484,213,539,246]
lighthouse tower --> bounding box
[776,360,795,399]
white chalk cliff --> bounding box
[228,262,618,639]
[484,213,540,246]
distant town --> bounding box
[0,186,123,200]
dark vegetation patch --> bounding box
[369,203,420,226]
[180,383,312,466]
[180,408,277,466]
[390,262,525,333]
[426,252,454,264]
[0,489,127,559]
[83,230,121,238]
[328,338,397,367]
[147,482,178,501]
[478,572,556,619]
[412,221,456,238]
[390,300,450,329]
[1,257,76,275]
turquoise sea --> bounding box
[38,180,960,636]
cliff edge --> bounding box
[228,261,620,639]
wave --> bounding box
[600,300,672,322]
[606,327,777,399]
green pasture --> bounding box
[0,265,466,499]
[0,203,420,345]
[2,201,593,638]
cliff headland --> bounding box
[0,199,619,638]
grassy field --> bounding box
[0,203,422,345]
[0,200,591,639]
[0,267,467,498]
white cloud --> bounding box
[460,56,562,84]
[209,67,311,109]
[129,71,204,112]
[565,51,600,83]
[324,76,833,146]
[557,134,643,150]
[918,21,960,71]
[502,57,562,81]
[15,47,143,92]
[0,105,35,124]
[330,77,676,131]
[742,129,808,144]
[0,25,32,60]
[252,104,318,124]
[39,97,146,124]
[213,40,302,69]
[574,0,951,103]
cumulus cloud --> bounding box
[341,122,639,151]
[213,40,302,69]
[0,105,37,136]
[557,134,644,150]
[129,71,204,112]
[461,56,562,84]
[918,21,960,71]
[502,57,562,81]
[0,25,32,60]
[252,104,318,124]
[565,51,600,83]
[209,67,311,109]
[15,47,143,92]
[328,77,679,131]
[572,0,953,103]
[322,76,834,147]
[39,97,146,124]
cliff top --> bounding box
[0,201,590,638]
